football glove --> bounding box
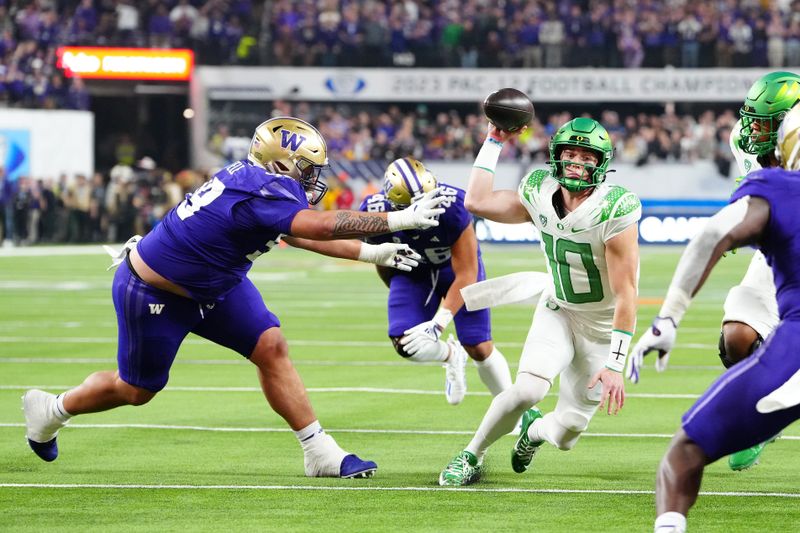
[387,188,445,231]
[358,242,421,272]
[626,316,677,384]
[400,308,454,356]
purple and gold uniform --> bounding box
[682,167,800,460]
[117,160,308,391]
[360,184,491,346]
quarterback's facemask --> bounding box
[775,104,800,171]
[739,71,800,157]
[248,116,329,205]
[383,157,438,209]
[548,117,614,192]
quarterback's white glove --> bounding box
[400,308,454,356]
[358,242,421,272]
[626,316,677,384]
[387,188,446,231]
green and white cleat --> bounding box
[511,407,544,474]
[728,442,766,471]
[439,451,482,486]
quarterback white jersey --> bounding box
[729,118,762,177]
[518,169,641,341]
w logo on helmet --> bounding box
[280,129,307,151]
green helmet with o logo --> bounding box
[739,71,800,156]
[548,117,614,192]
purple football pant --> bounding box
[387,263,491,346]
[682,319,800,461]
[113,260,280,392]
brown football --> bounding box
[482,88,534,132]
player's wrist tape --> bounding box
[473,138,504,173]
[658,287,691,325]
[433,307,454,331]
[605,329,633,373]
[387,209,419,232]
[357,242,378,264]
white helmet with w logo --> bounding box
[248,116,329,204]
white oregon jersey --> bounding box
[518,169,641,341]
[729,118,762,177]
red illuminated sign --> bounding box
[57,47,193,81]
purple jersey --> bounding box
[359,184,477,274]
[137,160,308,303]
[731,167,800,321]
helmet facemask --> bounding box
[739,108,784,157]
[551,145,605,192]
[296,158,328,205]
[548,118,614,193]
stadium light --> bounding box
[56,47,194,81]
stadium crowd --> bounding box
[210,101,740,169]
[3,0,800,108]
[1,101,739,246]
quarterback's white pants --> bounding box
[518,295,606,439]
[722,251,779,339]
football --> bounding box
[482,88,534,132]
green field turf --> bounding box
[1,244,798,532]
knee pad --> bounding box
[391,336,410,358]
[551,411,589,451]
[511,373,551,407]
[556,411,590,434]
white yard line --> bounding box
[0,336,720,350]
[0,384,703,399]
[0,482,796,498]
[0,356,728,371]
[1,422,798,440]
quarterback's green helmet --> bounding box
[548,118,614,192]
[739,71,800,157]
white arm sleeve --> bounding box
[659,197,751,323]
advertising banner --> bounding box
[196,67,773,103]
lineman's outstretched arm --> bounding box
[464,124,531,223]
[289,189,444,240]
[629,196,769,379]
[589,223,640,414]
[283,236,421,272]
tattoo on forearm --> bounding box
[332,212,389,237]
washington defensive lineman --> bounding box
[628,71,800,471]
[362,158,513,403]
[439,118,640,485]
[639,104,800,533]
[21,117,446,478]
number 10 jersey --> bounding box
[518,170,641,341]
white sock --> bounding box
[407,339,449,363]
[53,393,72,421]
[465,374,549,460]
[474,347,512,396]
[294,420,325,450]
[654,512,686,533]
